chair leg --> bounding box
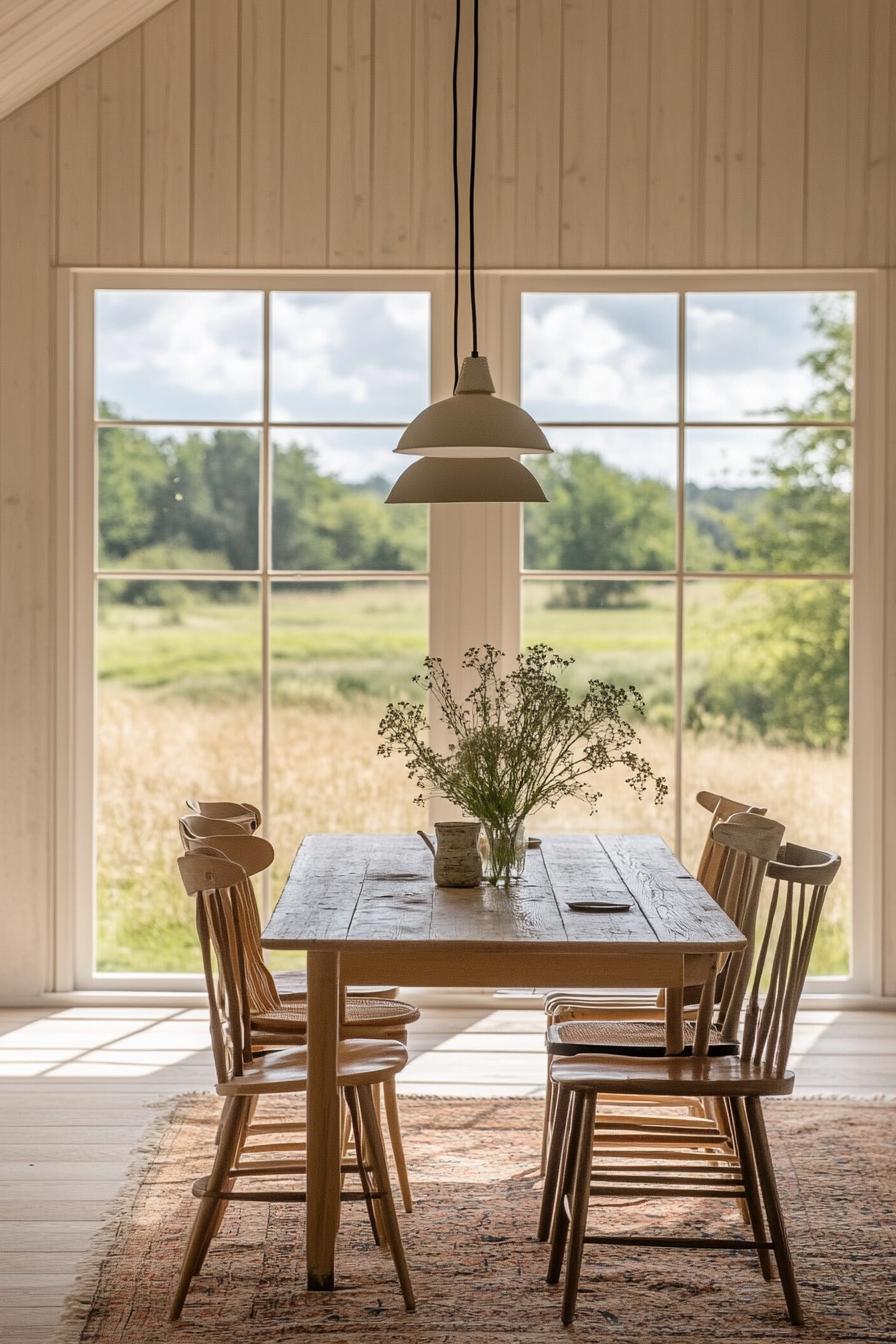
[357,1084,416,1312]
[745,1096,804,1325]
[561,1091,597,1327]
[344,1086,380,1246]
[546,1089,584,1285]
[538,1082,571,1241]
[170,1095,249,1321]
[197,1092,254,1258]
[540,1050,554,1176]
[713,1096,751,1226]
[383,1076,413,1212]
[728,1098,774,1280]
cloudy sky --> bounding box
[95,287,852,488]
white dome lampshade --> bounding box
[395,355,551,458]
[385,455,547,504]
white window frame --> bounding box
[54,267,886,998]
[57,269,452,992]
[498,269,886,998]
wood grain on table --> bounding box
[262,833,744,954]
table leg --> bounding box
[664,980,684,1055]
[692,954,719,1056]
[306,948,341,1291]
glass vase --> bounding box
[479,817,527,886]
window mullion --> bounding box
[674,291,686,859]
[260,289,272,919]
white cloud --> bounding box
[96,290,263,420]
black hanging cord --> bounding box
[451,0,461,390]
[468,0,480,357]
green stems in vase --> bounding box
[479,816,527,886]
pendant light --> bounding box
[386,0,550,505]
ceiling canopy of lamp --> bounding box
[386,455,548,505]
[386,0,550,504]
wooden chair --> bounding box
[172,847,415,1318]
[538,791,767,1172]
[180,821,419,1212]
[179,811,399,1001]
[537,811,784,1240]
[545,840,840,1328]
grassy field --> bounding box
[95,582,851,976]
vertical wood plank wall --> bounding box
[0,0,894,994]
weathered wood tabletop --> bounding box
[263,832,744,954]
[261,832,744,1292]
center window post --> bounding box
[428,273,521,826]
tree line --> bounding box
[98,296,852,751]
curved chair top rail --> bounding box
[180,813,249,842]
[710,811,786,862]
[182,831,275,878]
[696,789,767,819]
[185,798,261,829]
[178,850,247,897]
[767,842,841,887]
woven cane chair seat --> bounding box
[547,1017,737,1057]
[252,996,420,1034]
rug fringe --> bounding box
[54,1091,208,1344]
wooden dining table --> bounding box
[261,831,746,1291]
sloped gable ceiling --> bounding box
[0,0,176,121]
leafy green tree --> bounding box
[97,421,169,564]
[749,294,852,574]
[272,443,426,572]
[688,295,852,750]
[526,450,727,604]
[525,451,675,606]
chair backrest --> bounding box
[705,811,786,1040]
[695,790,767,900]
[185,798,261,831]
[177,848,256,1085]
[179,813,249,847]
[180,830,281,1019]
[741,841,841,1075]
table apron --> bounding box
[336,947,719,989]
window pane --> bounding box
[96,581,261,972]
[271,429,426,571]
[525,429,676,571]
[523,579,675,846]
[685,428,851,573]
[95,290,263,422]
[685,291,854,423]
[270,291,430,422]
[98,426,259,571]
[269,581,428,896]
[683,578,850,975]
[521,292,678,422]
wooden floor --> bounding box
[0,1004,893,1342]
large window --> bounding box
[90,285,432,974]
[519,287,856,977]
[66,271,881,994]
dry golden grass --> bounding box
[96,689,850,975]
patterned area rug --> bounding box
[60,1095,896,1344]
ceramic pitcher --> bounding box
[417,821,483,887]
